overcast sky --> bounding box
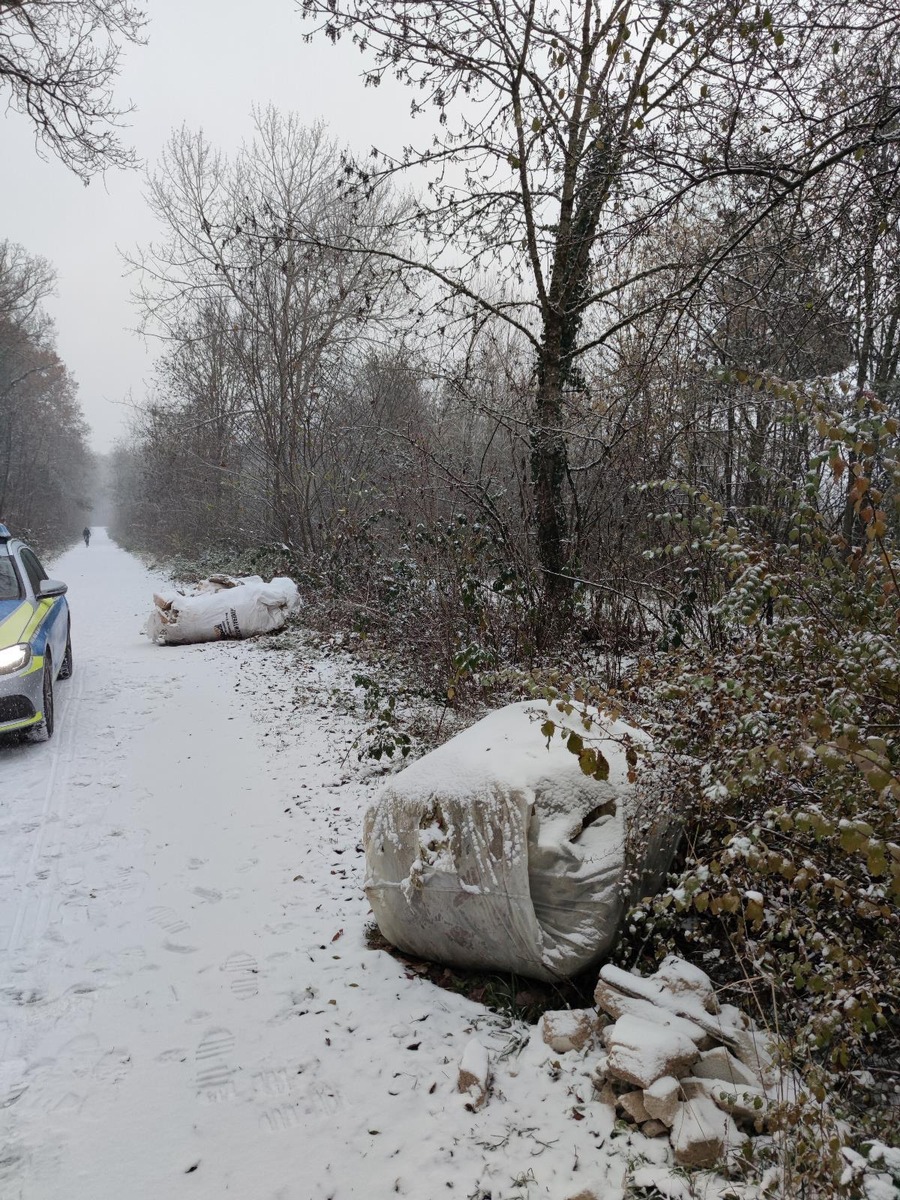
[0,0,420,452]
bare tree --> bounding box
[131,110,405,550]
[0,243,93,544]
[0,0,145,178]
[299,0,900,611]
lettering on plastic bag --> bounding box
[214,607,243,639]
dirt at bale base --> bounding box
[365,923,598,1026]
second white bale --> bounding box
[146,576,299,644]
[364,700,674,982]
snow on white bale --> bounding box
[146,575,300,645]
[363,700,674,981]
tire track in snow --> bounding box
[3,661,88,957]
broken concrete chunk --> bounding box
[598,963,742,1049]
[643,1074,681,1126]
[692,1045,763,1089]
[603,1015,699,1088]
[652,955,719,1014]
[458,1039,490,1110]
[541,1008,596,1053]
[619,1089,651,1124]
[716,1002,751,1032]
[590,1050,609,1081]
[681,1076,769,1123]
[593,979,709,1047]
[730,1026,776,1083]
[595,1080,617,1108]
[670,1095,736,1168]
[641,1119,669,1137]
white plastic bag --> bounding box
[364,701,671,982]
[146,576,299,645]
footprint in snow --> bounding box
[195,1027,236,1101]
[148,906,189,935]
[163,939,199,954]
[93,1048,132,1084]
[260,1101,304,1133]
[221,952,259,999]
[252,1067,293,1098]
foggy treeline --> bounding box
[0,240,93,551]
[112,3,900,663]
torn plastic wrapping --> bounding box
[364,701,673,982]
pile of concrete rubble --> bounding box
[455,956,900,1197]
[462,955,782,1170]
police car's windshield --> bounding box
[0,557,22,601]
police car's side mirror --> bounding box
[39,579,68,598]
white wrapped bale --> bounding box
[363,701,672,981]
[146,576,299,645]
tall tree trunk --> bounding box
[532,317,571,611]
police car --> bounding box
[0,524,72,740]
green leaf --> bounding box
[578,748,597,776]
[567,731,584,756]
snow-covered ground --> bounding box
[0,531,645,1200]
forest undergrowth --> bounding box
[126,379,900,1198]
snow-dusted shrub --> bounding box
[556,383,899,1190]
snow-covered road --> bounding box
[0,532,630,1200]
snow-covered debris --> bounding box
[457,1038,491,1110]
[681,1076,769,1124]
[670,1094,742,1168]
[692,1046,762,1089]
[619,1087,652,1123]
[653,954,721,1013]
[603,1014,700,1087]
[594,979,711,1046]
[644,1075,682,1126]
[364,700,674,980]
[541,1008,597,1053]
[146,574,299,644]
[596,962,749,1050]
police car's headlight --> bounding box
[0,644,31,675]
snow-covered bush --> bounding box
[555,382,899,1192]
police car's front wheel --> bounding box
[31,654,54,741]
[58,625,73,680]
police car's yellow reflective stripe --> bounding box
[21,600,54,643]
[0,600,54,653]
[0,601,32,648]
[0,712,41,731]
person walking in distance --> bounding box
[82,527,91,546]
